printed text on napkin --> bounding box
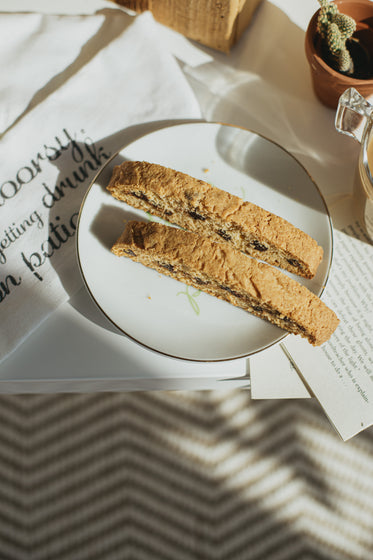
[0,10,200,361]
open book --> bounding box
[251,196,373,441]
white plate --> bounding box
[77,123,333,362]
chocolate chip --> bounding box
[251,240,268,252]
[287,258,301,268]
[189,210,206,221]
[253,305,279,316]
[282,316,305,333]
[159,262,174,272]
[194,277,207,285]
[219,285,242,298]
[130,191,149,202]
[219,284,229,291]
[268,309,280,316]
[217,229,232,241]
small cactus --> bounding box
[317,0,356,74]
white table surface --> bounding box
[0,0,341,392]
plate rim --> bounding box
[76,121,334,363]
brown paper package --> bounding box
[110,0,263,52]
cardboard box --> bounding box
[111,0,263,52]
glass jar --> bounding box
[336,87,373,240]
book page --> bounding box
[250,342,311,399]
[283,197,373,440]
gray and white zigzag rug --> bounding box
[0,391,372,560]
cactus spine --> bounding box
[317,0,356,73]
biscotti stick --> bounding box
[111,221,339,346]
[107,161,323,279]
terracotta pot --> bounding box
[305,0,373,109]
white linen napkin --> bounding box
[0,9,201,362]
[0,12,107,134]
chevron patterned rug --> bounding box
[0,390,372,560]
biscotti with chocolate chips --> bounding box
[111,221,339,346]
[107,161,323,279]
